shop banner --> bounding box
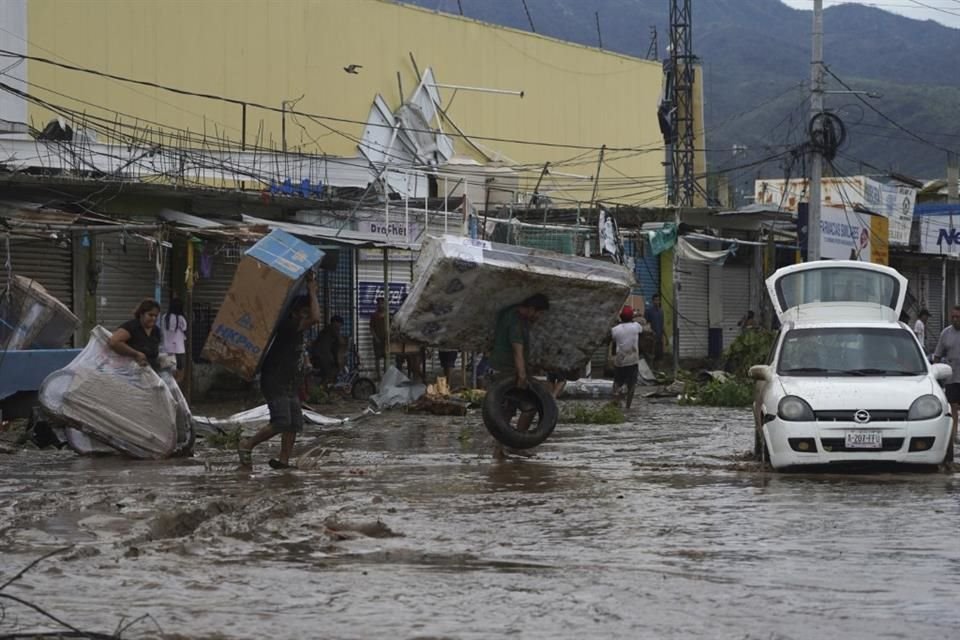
[917,206,960,256]
[358,281,408,316]
[756,176,914,246]
[799,205,889,264]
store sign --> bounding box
[358,281,408,316]
[755,177,914,246]
[799,205,889,264]
[358,220,422,243]
[918,211,960,257]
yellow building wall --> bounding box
[25,0,675,206]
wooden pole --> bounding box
[184,237,195,403]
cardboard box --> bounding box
[201,229,326,380]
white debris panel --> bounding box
[393,236,635,373]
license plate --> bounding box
[845,431,883,449]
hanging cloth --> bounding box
[675,236,737,266]
[648,223,678,256]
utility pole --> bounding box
[808,0,825,261]
[668,0,695,374]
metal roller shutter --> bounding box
[356,249,415,377]
[676,259,709,359]
[0,236,73,310]
[720,265,752,350]
[928,262,944,342]
[624,238,660,299]
[97,234,167,331]
[191,243,242,362]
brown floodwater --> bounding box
[1,399,959,639]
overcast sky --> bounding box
[780,1,960,29]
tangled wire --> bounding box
[808,112,847,161]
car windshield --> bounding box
[776,327,926,376]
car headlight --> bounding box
[908,394,944,421]
[778,396,814,421]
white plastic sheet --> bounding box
[192,404,345,436]
[39,326,191,459]
[369,366,426,410]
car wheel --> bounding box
[481,378,558,450]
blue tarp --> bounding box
[0,349,81,400]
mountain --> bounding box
[404,0,960,199]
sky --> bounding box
[780,0,960,28]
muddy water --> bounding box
[2,400,959,639]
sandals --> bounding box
[268,459,297,470]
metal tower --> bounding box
[668,0,696,207]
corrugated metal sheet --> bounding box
[0,236,73,312]
[97,234,166,331]
[190,244,241,362]
[928,262,943,342]
[720,265,752,350]
[624,237,660,299]
[356,250,415,377]
[677,259,709,359]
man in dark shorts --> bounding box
[934,305,960,446]
[238,272,320,470]
[489,294,550,457]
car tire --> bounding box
[481,378,559,450]
[351,377,377,401]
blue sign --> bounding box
[358,281,408,316]
[938,228,960,247]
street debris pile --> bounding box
[39,326,193,459]
[370,365,426,410]
[393,235,635,374]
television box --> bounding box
[201,229,328,380]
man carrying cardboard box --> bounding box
[238,272,321,470]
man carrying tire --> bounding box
[488,294,550,457]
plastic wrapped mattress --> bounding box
[393,236,635,373]
[39,326,193,459]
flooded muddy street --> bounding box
[2,400,959,639]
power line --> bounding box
[0,49,659,153]
[823,65,956,155]
[905,0,960,17]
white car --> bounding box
[750,260,953,470]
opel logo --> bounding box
[854,409,871,424]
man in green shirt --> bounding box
[489,294,550,449]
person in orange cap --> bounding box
[609,304,643,409]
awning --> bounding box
[241,214,421,250]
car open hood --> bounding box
[766,261,907,323]
[777,374,934,410]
